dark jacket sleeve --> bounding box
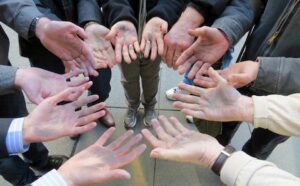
[102,0,137,28]
[187,0,230,24]
[0,65,17,95]
[211,0,254,46]
[0,0,43,39]
[251,57,300,95]
[147,0,186,27]
[0,118,13,158]
[77,0,103,27]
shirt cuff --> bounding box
[252,96,270,130]
[5,118,29,155]
[32,169,68,186]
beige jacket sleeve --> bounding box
[220,151,300,186]
[252,94,300,136]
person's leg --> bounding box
[120,59,141,128]
[140,58,160,126]
[242,128,289,160]
[0,157,37,185]
[215,121,241,145]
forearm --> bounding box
[221,151,300,186]
[0,0,43,39]
[253,94,300,136]
[172,6,204,31]
[0,65,18,95]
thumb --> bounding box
[228,74,250,88]
[105,28,118,41]
[160,22,168,34]
[74,25,88,40]
[188,27,206,37]
[207,67,227,85]
[150,148,180,162]
[99,169,131,183]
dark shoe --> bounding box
[143,109,157,127]
[99,108,115,127]
[32,155,68,172]
[124,108,138,129]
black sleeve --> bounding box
[187,0,230,23]
[101,0,137,28]
[0,119,13,159]
[147,0,186,27]
[77,0,103,27]
[32,0,61,21]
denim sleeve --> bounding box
[211,0,254,46]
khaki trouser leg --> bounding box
[120,59,141,109]
[140,57,161,109]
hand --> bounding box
[106,21,140,64]
[35,18,98,76]
[163,7,204,69]
[176,26,230,79]
[23,83,106,144]
[173,67,254,122]
[194,61,259,88]
[14,68,89,104]
[85,23,117,68]
[141,17,168,61]
[142,115,223,168]
[58,128,146,186]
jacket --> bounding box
[102,0,186,29]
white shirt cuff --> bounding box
[32,169,67,186]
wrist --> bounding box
[23,116,32,146]
[177,7,204,29]
[238,96,254,123]
[35,17,51,41]
[211,145,236,175]
[14,69,26,89]
[84,21,99,30]
[58,166,74,186]
[207,143,224,169]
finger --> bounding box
[150,148,184,162]
[177,83,205,96]
[63,69,84,79]
[196,63,211,78]
[49,84,90,105]
[166,47,175,68]
[77,110,106,126]
[95,127,116,146]
[158,116,180,137]
[157,35,164,56]
[151,119,173,141]
[228,74,250,88]
[115,134,143,156]
[176,46,194,66]
[77,102,106,117]
[67,77,90,87]
[95,169,131,183]
[169,116,188,133]
[187,61,203,79]
[128,44,137,60]
[140,38,146,51]
[188,28,206,38]
[105,28,118,41]
[74,57,89,77]
[116,144,146,167]
[72,122,97,135]
[106,44,117,66]
[208,67,227,84]
[133,41,140,53]
[181,109,205,120]
[75,26,88,40]
[178,56,198,75]
[172,94,202,104]
[72,95,99,109]
[115,42,122,63]
[122,45,131,64]
[107,130,134,150]
[172,48,181,69]
[144,40,151,59]
[173,101,202,112]
[193,78,216,88]
[141,129,164,148]
[150,38,158,61]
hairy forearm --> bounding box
[173,7,204,30]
